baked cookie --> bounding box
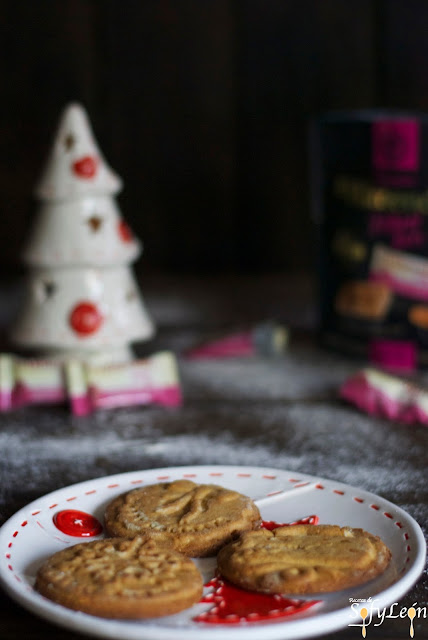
[35,536,203,619]
[104,479,261,557]
[217,524,391,594]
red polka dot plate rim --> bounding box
[0,465,425,640]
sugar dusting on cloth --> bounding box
[1,339,427,610]
[0,345,426,517]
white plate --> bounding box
[0,465,425,640]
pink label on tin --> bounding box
[369,244,428,301]
[369,339,417,372]
[372,119,420,172]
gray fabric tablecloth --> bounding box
[0,273,427,639]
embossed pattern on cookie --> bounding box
[104,479,261,557]
[217,524,392,594]
[35,537,203,618]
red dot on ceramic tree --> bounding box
[72,155,98,178]
[118,219,133,243]
[69,301,103,335]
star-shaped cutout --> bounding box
[42,280,57,298]
[126,289,137,302]
[64,133,76,151]
[87,216,103,232]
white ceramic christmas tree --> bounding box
[10,103,155,364]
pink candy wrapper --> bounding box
[340,368,428,425]
[185,321,289,360]
[0,351,181,416]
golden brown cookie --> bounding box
[217,524,391,594]
[104,479,261,557]
[35,537,203,619]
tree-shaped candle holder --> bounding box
[10,103,154,364]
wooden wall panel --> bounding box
[0,0,101,270]
[235,0,375,270]
[100,0,238,271]
[0,1,428,274]
[377,0,428,108]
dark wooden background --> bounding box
[1,0,428,275]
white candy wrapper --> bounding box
[0,351,181,415]
[0,354,67,410]
[340,367,428,425]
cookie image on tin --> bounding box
[104,479,261,557]
[408,304,428,346]
[35,536,203,619]
[217,524,391,595]
[334,280,393,321]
